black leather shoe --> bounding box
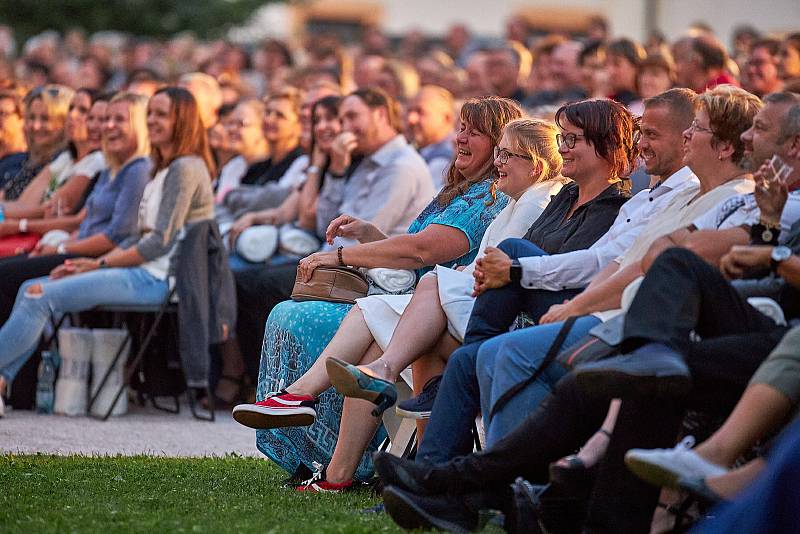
[373,451,448,495]
[383,485,478,533]
[574,347,691,400]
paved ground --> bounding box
[0,402,262,457]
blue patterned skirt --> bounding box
[254,299,387,481]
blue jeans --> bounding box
[477,316,601,446]
[464,239,583,342]
[0,267,168,383]
[417,239,583,464]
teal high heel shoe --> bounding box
[326,357,398,417]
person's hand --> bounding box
[296,250,338,282]
[472,247,512,296]
[30,242,58,257]
[310,141,328,169]
[753,159,789,226]
[328,132,357,174]
[540,299,580,324]
[325,214,379,244]
[720,245,774,280]
[48,258,98,279]
[228,213,258,249]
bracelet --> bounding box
[337,245,345,266]
[598,428,613,438]
[18,218,28,233]
[57,243,67,255]
[306,165,320,176]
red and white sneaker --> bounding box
[295,462,353,493]
[232,390,318,429]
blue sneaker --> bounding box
[326,357,398,417]
[574,343,691,400]
[395,375,442,419]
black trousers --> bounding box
[0,253,75,325]
[234,261,298,381]
[431,248,790,532]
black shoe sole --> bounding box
[575,370,691,400]
[383,486,471,534]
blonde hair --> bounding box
[503,118,563,183]
[103,92,150,173]
[694,85,763,167]
[23,84,74,164]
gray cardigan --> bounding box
[121,155,214,260]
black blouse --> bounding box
[523,181,630,254]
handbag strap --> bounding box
[489,316,577,418]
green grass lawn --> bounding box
[1,454,404,533]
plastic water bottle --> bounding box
[36,350,58,414]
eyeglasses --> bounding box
[556,132,585,149]
[688,119,714,135]
[494,146,532,164]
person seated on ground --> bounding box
[405,85,455,190]
[0,85,73,204]
[209,94,343,408]
[232,96,519,489]
[0,87,214,411]
[0,84,28,187]
[232,88,434,380]
[0,92,151,325]
[0,89,107,245]
[405,85,759,473]
[370,92,800,534]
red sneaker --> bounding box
[295,463,353,493]
[232,390,317,429]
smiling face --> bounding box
[0,96,24,151]
[606,53,638,93]
[406,89,452,148]
[557,119,606,182]
[24,97,63,152]
[104,100,138,162]
[778,42,800,80]
[639,105,685,178]
[494,131,537,200]
[745,46,781,96]
[65,91,92,144]
[312,104,341,153]
[85,99,107,151]
[740,101,794,170]
[262,97,300,144]
[453,119,493,180]
[339,95,383,155]
[227,103,266,156]
[146,92,175,149]
[681,108,718,176]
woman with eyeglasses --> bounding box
[233,96,520,489]
[0,87,214,411]
[214,98,269,204]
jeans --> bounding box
[477,315,600,445]
[0,267,168,383]
[418,238,584,463]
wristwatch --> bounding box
[98,258,109,269]
[770,246,792,274]
[509,259,522,284]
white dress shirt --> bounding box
[519,166,698,290]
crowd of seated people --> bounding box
[1,18,800,533]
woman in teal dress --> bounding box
[233,96,524,488]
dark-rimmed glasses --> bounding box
[494,146,533,164]
[556,132,586,149]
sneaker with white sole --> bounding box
[295,462,354,493]
[625,436,728,489]
[232,390,317,429]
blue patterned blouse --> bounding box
[407,177,508,276]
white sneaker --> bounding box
[0,394,5,418]
[625,436,728,489]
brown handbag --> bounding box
[291,266,369,304]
